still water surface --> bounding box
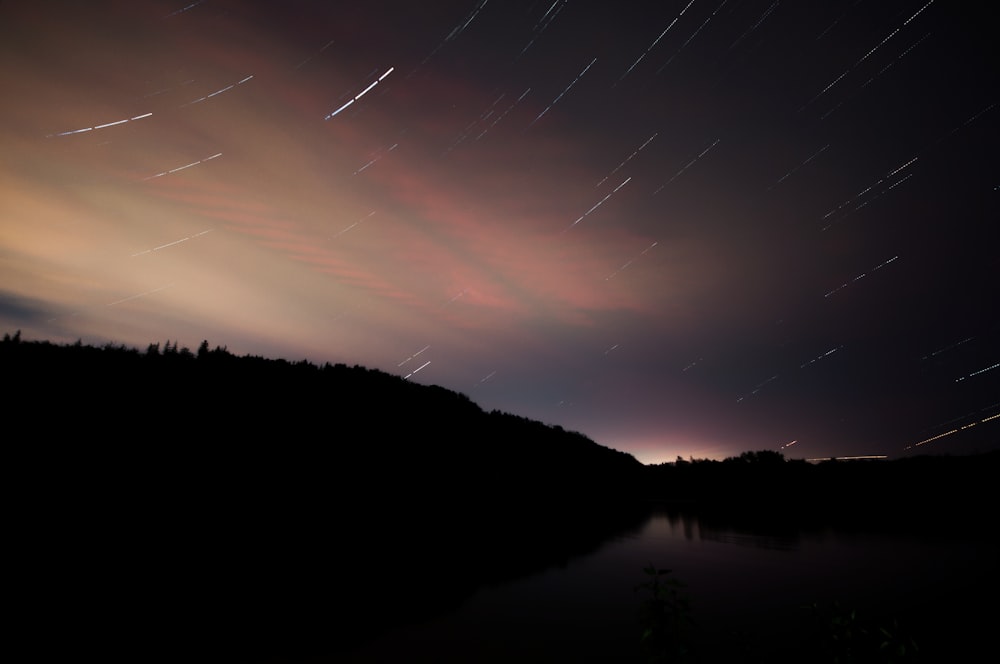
[345,506,994,662]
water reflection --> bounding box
[345,502,997,663]
[653,505,802,550]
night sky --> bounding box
[2,0,996,463]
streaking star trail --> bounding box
[326,67,394,120]
[529,57,597,128]
[614,0,696,86]
[47,112,153,138]
[566,177,631,232]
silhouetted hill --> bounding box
[5,334,995,662]
[2,334,644,506]
[3,333,646,662]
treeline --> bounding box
[641,447,1000,533]
[5,330,993,521]
[6,331,994,523]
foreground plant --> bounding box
[634,566,921,663]
[635,565,696,663]
[804,601,920,663]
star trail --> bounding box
[1,0,996,462]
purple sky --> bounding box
[2,0,996,462]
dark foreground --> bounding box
[5,335,997,662]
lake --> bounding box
[343,503,997,662]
